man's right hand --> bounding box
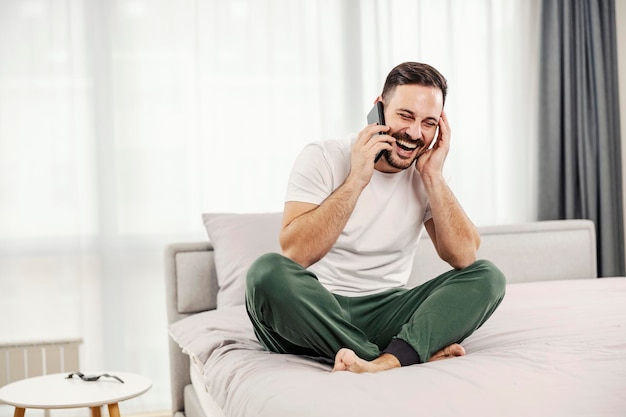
[348,124,392,188]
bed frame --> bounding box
[164,219,597,417]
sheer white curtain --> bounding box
[0,0,538,412]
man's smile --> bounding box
[391,132,424,159]
[395,137,419,151]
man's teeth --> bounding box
[396,139,417,150]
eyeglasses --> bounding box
[66,372,124,383]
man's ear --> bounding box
[373,96,383,104]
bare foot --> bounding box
[427,343,465,362]
[333,343,464,373]
[332,348,401,373]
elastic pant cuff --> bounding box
[382,338,420,366]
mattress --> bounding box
[170,278,626,417]
[189,361,226,417]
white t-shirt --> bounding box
[285,135,432,296]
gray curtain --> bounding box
[538,0,624,277]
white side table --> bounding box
[0,372,152,417]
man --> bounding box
[246,62,505,373]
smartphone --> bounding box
[367,101,386,162]
[429,125,440,150]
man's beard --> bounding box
[383,131,424,171]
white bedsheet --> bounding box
[170,278,626,417]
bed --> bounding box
[165,213,626,417]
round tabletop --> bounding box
[0,372,152,409]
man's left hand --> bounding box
[416,110,451,177]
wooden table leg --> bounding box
[108,402,121,417]
[13,408,25,417]
[90,406,101,417]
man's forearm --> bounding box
[280,177,364,268]
[423,174,480,269]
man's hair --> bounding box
[381,62,447,105]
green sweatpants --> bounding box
[245,253,505,364]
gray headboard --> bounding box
[164,219,597,414]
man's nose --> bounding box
[406,122,421,140]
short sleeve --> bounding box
[285,142,336,205]
[423,203,433,223]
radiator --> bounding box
[0,339,82,387]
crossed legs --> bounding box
[246,253,505,372]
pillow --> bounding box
[202,212,282,308]
[168,305,260,365]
